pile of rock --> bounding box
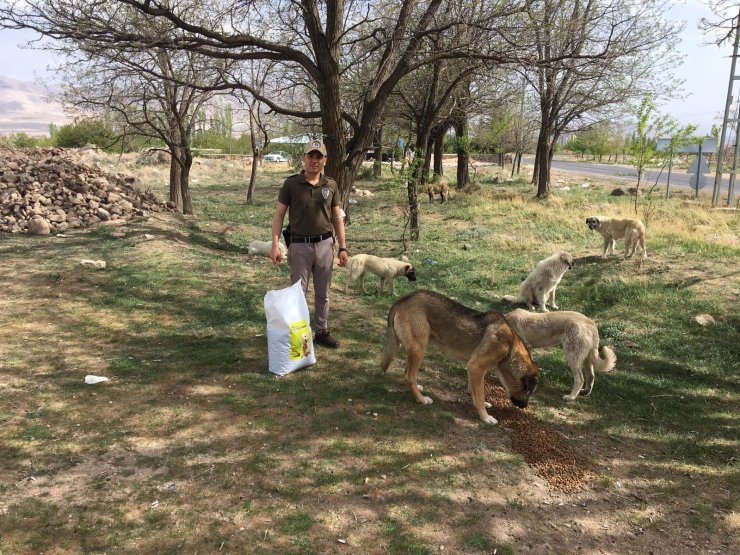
[0,147,174,234]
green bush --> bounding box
[0,132,53,148]
[54,119,116,149]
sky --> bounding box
[0,1,736,137]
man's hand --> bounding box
[337,250,349,267]
[270,244,283,264]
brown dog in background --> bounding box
[381,290,539,424]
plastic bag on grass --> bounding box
[264,280,316,376]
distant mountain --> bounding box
[0,75,68,136]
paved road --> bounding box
[522,157,732,195]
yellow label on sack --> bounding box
[289,320,312,360]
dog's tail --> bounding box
[380,309,399,371]
[502,294,523,304]
[591,345,617,372]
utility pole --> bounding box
[712,6,740,207]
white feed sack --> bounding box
[264,280,316,376]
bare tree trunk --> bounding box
[390,134,400,174]
[168,149,182,210]
[408,152,422,241]
[373,125,383,177]
[454,116,470,190]
[422,144,433,183]
[317,68,348,197]
[335,153,366,228]
[247,104,259,205]
[408,120,435,239]
[247,150,259,205]
[512,151,523,177]
[180,145,194,214]
[535,123,552,197]
[433,130,444,177]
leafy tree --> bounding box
[565,135,588,158]
[628,95,697,209]
[568,123,616,162]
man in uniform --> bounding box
[270,138,349,348]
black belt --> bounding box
[290,231,333,243]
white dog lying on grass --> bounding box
[249,240,287,260]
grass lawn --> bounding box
[0,154,737,554]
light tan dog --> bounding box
[249,240,287,260]
[586,216,647,259]
[502,252,574,312]
[352,187,375,197]
[381,290,539,424]
[505,309,616,401]
[427,183,451,203]
[345,254,416,295]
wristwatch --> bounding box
[338,247,348,253]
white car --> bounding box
[263,151,289,163]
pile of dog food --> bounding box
[0,147,173,234]
[485,382,592,492]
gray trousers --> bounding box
[288,238,334,333]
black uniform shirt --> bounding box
[278,171,339,237]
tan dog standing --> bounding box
[505,309,616,401]
[586,216,647,259]
[381,290,539,424]
[502,252,574,312]
[345,254,416,295]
